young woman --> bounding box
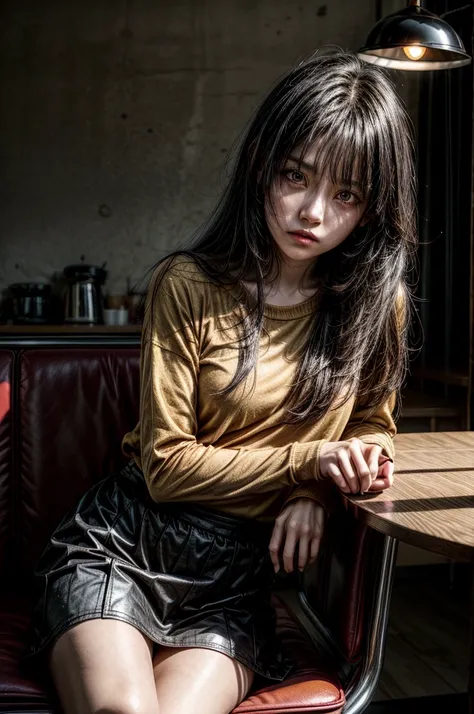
[30,51,416,714]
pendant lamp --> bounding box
[358,0,471,70]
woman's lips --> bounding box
[289,231,318,243]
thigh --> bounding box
[49,618,159,714]
[153,646,254,714]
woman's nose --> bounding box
[298,191,325,224]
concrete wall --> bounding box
[1,0,382,295]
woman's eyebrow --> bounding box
[286,156,362,189]
[287,155,314,171]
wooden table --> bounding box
[344,431,474,712]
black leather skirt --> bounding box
[29,461,294,681]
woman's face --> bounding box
[265,142,368,269]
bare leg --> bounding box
[153,646,254,714]
[49,619,160,714]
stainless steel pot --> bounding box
[63,263,107,324]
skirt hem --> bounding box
[27,610,293,682]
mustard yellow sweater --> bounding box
[122,257,396,520]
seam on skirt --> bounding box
[103,493,135,551]
[196,534,217,577]
[175,533,217,612]
[102,557,114,616]
[222,537,238,588]
[222,607,234,657]
[169,523,193,573]
[151,509,172,552]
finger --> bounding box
[338,450,360,494]
[368,462,394,491]
[349,440,371,494]
[380,460,395,486]
[268,518,286,572]
[368,477,390,491]
[309,507,325,562]
[378,457,394,475]
[282,522,298,573]
[297,532,310,572]
[326,463,351,493]
[309,536,321,563]
[367,445,382,484]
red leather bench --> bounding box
[0,346,396,714]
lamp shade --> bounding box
[358,3,471,70]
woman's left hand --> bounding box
[269,498,325,574]
[367,454,395,492]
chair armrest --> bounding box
[299,510,399,713]
[341,533,398,713]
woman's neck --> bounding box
[240,259,319,307]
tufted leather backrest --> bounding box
[16,348,140,575]
[1,344,374,667]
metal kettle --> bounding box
[63,262,107,324]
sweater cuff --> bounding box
[345,429,395,461]
[290,440,329,482]
[284,480,342,515]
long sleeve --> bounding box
[139,262,327,505]
[341,393,397,460]
[282,480,342,514]
[281,394,397,512]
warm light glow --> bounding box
[403,45,427,60]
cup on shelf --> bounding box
[103,309,118,326]
[116,307,129,325]
[103,307,129,326]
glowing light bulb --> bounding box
[403,45,427,60]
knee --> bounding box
[95,690,158,714]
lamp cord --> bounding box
[440,3,472,18]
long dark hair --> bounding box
[147,50,417,424]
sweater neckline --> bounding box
[231,282,318,320]
[262,293,318,320]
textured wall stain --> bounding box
[180,72,207,186]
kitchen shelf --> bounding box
[0,323,142,347]
[0,324,142,334]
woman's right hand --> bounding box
[319,439,392,495]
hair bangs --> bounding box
[315,126,372,198]
[260,100,378,207]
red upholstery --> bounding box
[0,595,53,711]
[0,351,13,576]
[303,515,378,664]
[17,349,140,574]
[0,343,381,713]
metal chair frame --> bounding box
[298,534,399,714]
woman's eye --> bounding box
[338,190,358,204]
[284,169,305,184]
